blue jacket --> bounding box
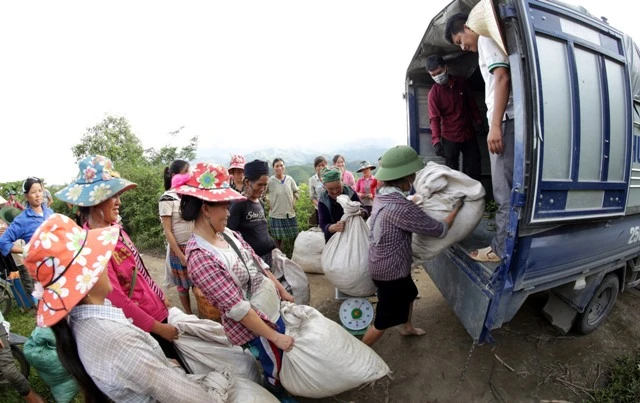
[0,205,54,256]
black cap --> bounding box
[244,159,270,180]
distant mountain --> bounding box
[198,140,395,168]
[195,139,398,184]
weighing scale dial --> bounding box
[339,298,374,331]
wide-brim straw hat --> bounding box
[467,0,507,55]
[174,162,246,203]
[357,161,377,173]
[376,145,425,182]
[23,214,119,327]
[56,155,137,207]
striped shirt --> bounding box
[368,190,447,281]
[69,301,216,402]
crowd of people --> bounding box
[0,7,515,400]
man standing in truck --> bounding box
[445,12,514,263]
[426,54,483,181]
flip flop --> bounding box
[469,246,501,263]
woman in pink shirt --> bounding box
[56,155,184,368]
[354,161,378,215]
[333,154,356,190]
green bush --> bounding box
[595,353,640,402]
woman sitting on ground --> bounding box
[361,146,463,347]
[23,214,229,403]
[228,159,277,267]
[177,162,297,402]
[317,167,368,243]
[56,155,183,367]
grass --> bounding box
[0,306,82,403]
[593,353,640,402]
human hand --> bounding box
[280,289,295,303]
[178,254,187,267]
[331,221,345,233]
[366,193,373,199]
[164,298,171,308]
[274,333,294,352]
[158,323,179,342]
[8,271,20,280]
[453,196,465,211]
[434,142,445,157]
[487,126,503,154]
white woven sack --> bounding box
[321,195,376,296]
[412,162,485,262]
[271,248,310,305]
[227,377,279,403]
[279,302,390,398]
[168,308,261,383]
[291,227,325,273]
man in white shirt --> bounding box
[446,12,514,263]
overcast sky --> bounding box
[0,0,635,185]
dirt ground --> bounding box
[142,252,640,403]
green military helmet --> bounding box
[375,145,425,182]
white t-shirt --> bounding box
[478,36,514,123]
[158,191,194,245]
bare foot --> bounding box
[400,327,426,337]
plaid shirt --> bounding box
[69,301,214,402]
[368,190,447,281]
[185,229,276,346]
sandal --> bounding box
[469,246,501,263]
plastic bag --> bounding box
[24,327,80,403]
[321,195,376,296]
[168,308,261,383]
[279,302,390,398]
[271,249,310,305]
[412,162,485,262]
[291,228,325,274]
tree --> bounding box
[72,115,145,164]
[68,115,199,251]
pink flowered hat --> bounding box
[23,214,119,327]
[174,162,247,203]
[228,154,246,171]
[55,155,137,207]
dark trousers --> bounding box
[442,136,482,181]
[151,319,189,373]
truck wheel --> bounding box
[574,274,619,334]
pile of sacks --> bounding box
[412,162,485,262]
[291,227,325,274]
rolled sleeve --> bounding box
[227,300,252,321]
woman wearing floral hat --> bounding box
[0,176,54,297]
[159,159,194,314]
[361,146,463,347]
[56,155,183,367]
[228,154,246,193]
[23,214,230,402]
[177,162,297,402]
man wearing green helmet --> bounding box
[362,146,464,346]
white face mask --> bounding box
[433,71,448,85]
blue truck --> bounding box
[406,0,640,343]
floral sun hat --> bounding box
[23,214,119,327]
[173,162,247,203]
[228,154,246,171]
[56,155,137,207]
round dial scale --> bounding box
[339,298,374,331]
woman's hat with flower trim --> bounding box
[174,162,246,203]
[228,154,246,171]
[23,214,119,327]
[55,155,137,207]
